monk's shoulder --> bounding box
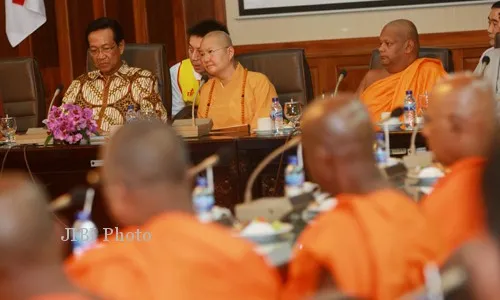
[246,70,273,87]
[363,69,388,88]
[418,58,447,73]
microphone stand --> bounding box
[244,136,302,203]
[191,76,208,126]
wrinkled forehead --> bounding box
[380,25,405,42]
[490,8,500,21]
[200,36,223,50]
[88,28,115,47]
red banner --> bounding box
[12,0,25,5]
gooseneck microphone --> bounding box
[479,56,491,77]
[46,84,64,121]
[333,69,348,97]
[191,74,209,126]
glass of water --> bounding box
[284,99,302,130]
[0,116,17,144]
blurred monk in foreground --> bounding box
[357,19,446,122]
[282,94,444,300]
[197,31,277,130]
[0,173,98,300]
[420,73,497,260]
[65,121,281,300]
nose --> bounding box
[379,44,386,53]
[488,23,494,34]
[191,49,200,60]
[201,53,210,64]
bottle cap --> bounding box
[376,132,384,141]
[272,97,279,102]
[196,176,208,187]
[76,211,90,220]
[288,155,298,165]
[127,104,134,110]
[406,90,413,95]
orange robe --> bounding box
[360,58,447,122]
[283,189,444,300]
[421,157,487,258]
[197,63,277,130]
[30,295,94,300]
[65,212,281,300]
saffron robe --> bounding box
[360,58,446,122]
[65,212,281,300]
[283,189,444,300]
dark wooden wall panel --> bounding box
[67,0,96,78]
[234,30,490,95]
[105,0,136,43]
[146,0,177,66]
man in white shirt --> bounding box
[474,1,500,94]
[170,20,229,117]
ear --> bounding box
[227,46,235,61]
[118,40,125,55]
[449,114,465,134]
[405,40,415,54]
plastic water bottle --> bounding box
[284,155,305,198]
[270,97,284,134]
[192,176,215,223]
[374,132,388,164]
[125,105,138,123]
[403,90,416,130]
[72,211,98,257]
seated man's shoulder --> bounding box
[246,70,274,89]
[169,61,181,73]
[123,65,156,80]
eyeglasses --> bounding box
[199,47,229,58]
[88,44,117,57]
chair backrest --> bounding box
[0,57,45,131]
[369,47,454,72]
[495,33,500,48]
[235,49,314,107]
[87,43,172,119]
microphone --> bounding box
[191,74,209,126]
[236,136,305,222]
[333,69,348,97]
[479,56,490,77]
[47,84,64,118]
[49,186,90,212]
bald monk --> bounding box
[197,31,277,130]
[65,121,281,300]
[0,173,97,300]
[282,95,444,300]
[420,73,497,259]
[357,19,447,122]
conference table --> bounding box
[0,129,426,227]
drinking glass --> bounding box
[417,93,429,125]
[0,116,17,144]
[284,100,302,130]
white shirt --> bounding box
[169,61,202,117]
[474,47,500,96]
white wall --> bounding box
[225,0,492,45]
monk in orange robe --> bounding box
[420,73,497,260]
[0,173,98,300]
[65,121,281,300]
[357,19,447,123]
[197,31,277,130]
[282,95,444,300]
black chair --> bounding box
[0,57,46,131]
[369,47,454,73]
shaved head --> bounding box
[200,31,236,78]
[423,73,497,166]
[0,173,58,266]
[379,19,420,73]
[302,94,388,196]
[101,121,192,226]
[383,19,420,50]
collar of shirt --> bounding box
[193,68,202,81]
[216,62,243,88]
[88,60,130,81]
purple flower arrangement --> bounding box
[43,103,98,145]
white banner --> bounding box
[239,0,494,17]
